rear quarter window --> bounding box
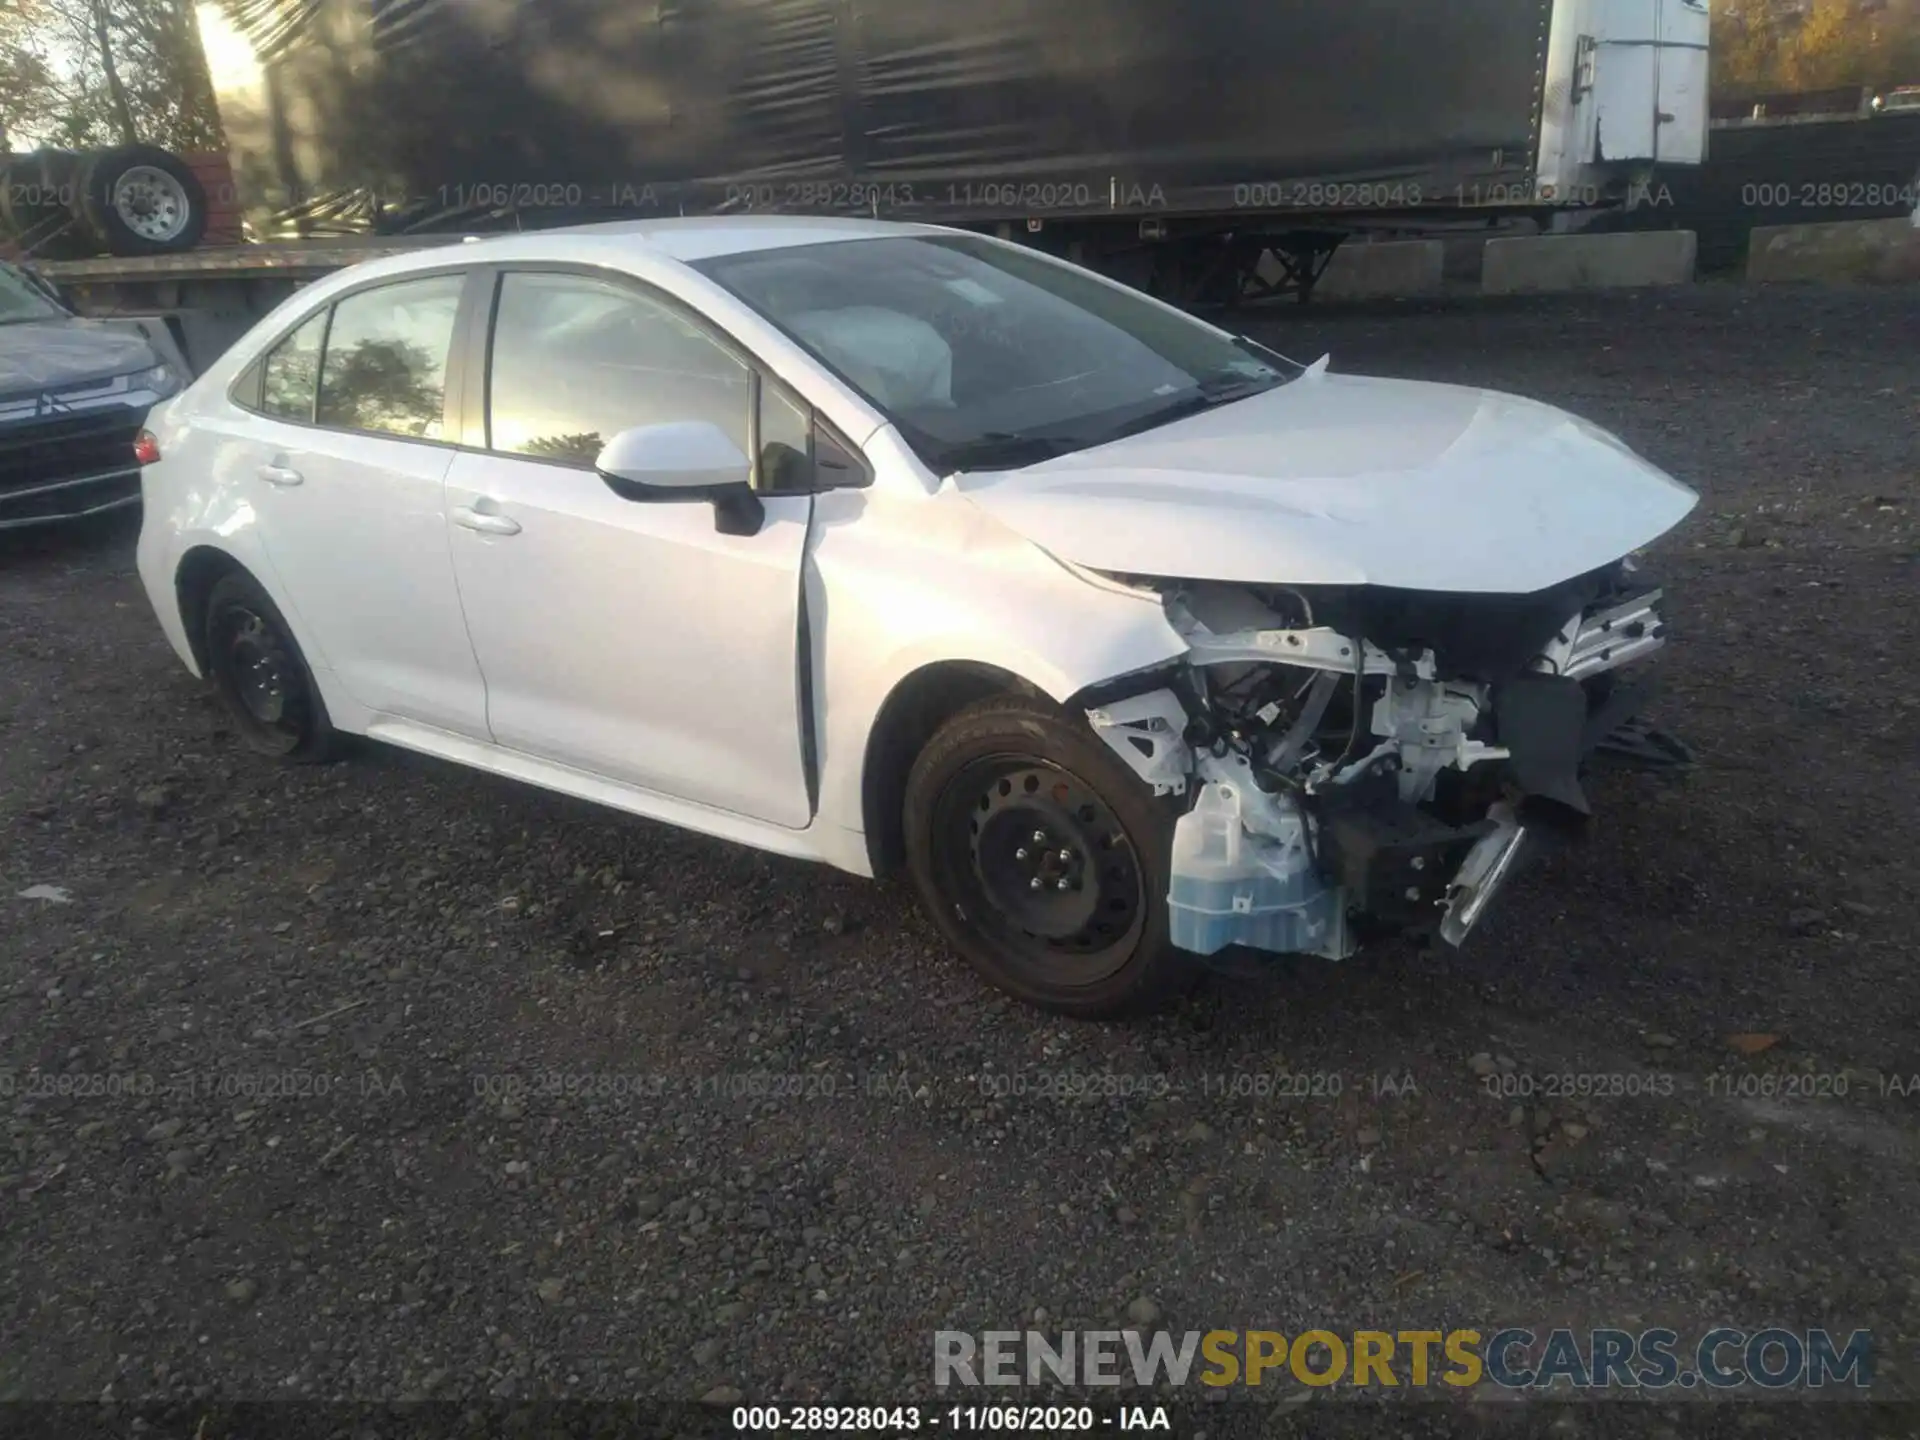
[315,274,465,439]
[259,311,327,422]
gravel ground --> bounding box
[2,283,1917,1433]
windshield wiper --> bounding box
[1094,376,1279,445]
[943,431,1085,472]
[943,373,1282,472]
[1198,374,1285,404]
[1233,334,1308,372]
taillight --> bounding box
[133,430,161,465]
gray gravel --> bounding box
[2,283,1917,1425]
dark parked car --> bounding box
[0,259,180,531]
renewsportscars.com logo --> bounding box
[934,1327,1873,1391]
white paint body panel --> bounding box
[444,451,818,828]
[248,423,490,737]
[135,218,1695,882]
[804,433,1190,848]
[953,369,1699,594]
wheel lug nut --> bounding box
[1015,847,1029,860]
[1029,877,1043,891]
[1057,849,1072,862]
[1055,878,1071,891]
[1031,830,1047,844]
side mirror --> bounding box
[595,422,763,536]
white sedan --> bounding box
[135,217,1697,1018]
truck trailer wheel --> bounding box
[0,150,91,258]
[75,145,208,256]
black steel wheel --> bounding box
[945,757,1147,981]
[203,570,337,762]
[904,694,1190,1018]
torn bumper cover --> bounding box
[1084,569,1683,960]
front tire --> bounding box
[203,571,338,763]
[903,694,1191,1019]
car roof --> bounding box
[425,215,954,267]
[312,215,960,292]
[541,215,954,260]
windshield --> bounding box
[0,263,65,325]
[696,234,1297,472]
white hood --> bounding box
[951,368,1699,594]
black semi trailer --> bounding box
[196,0,1707,300]
[21,0,1709,370]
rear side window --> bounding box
[316,274,464,439]
[486,271,751,466]
[260,311,326,422]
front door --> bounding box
[445,268,814,827]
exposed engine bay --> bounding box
[1080,560,1685,960]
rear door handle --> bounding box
[257,463,303,487]
[451,504,521,536]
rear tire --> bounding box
[203,571,338,763]
[903,694,1193,1019]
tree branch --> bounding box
[89,0,139,142]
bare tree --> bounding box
[89,0,140,142]
[0,0,66,148]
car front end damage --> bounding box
[1080,561,1686,961]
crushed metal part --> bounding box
[1535,587,1669,681]
[1085,689,1190,796]
[1362,675,1509,803]
[1087,572,1681,963]
[1439,803,1529,946]
[1266,670,1339,773]
[1179,619,1439,681]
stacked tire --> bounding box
[0,144,208,259]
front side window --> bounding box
[487,272,750,467]
[316,274,463,439]
[260,311,326,421]
[696,235,1297,472]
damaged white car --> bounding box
[134,217,1697,1017]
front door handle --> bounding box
[256,462,304,487]
[451,504,521,536]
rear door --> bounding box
[237,270,490,737]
